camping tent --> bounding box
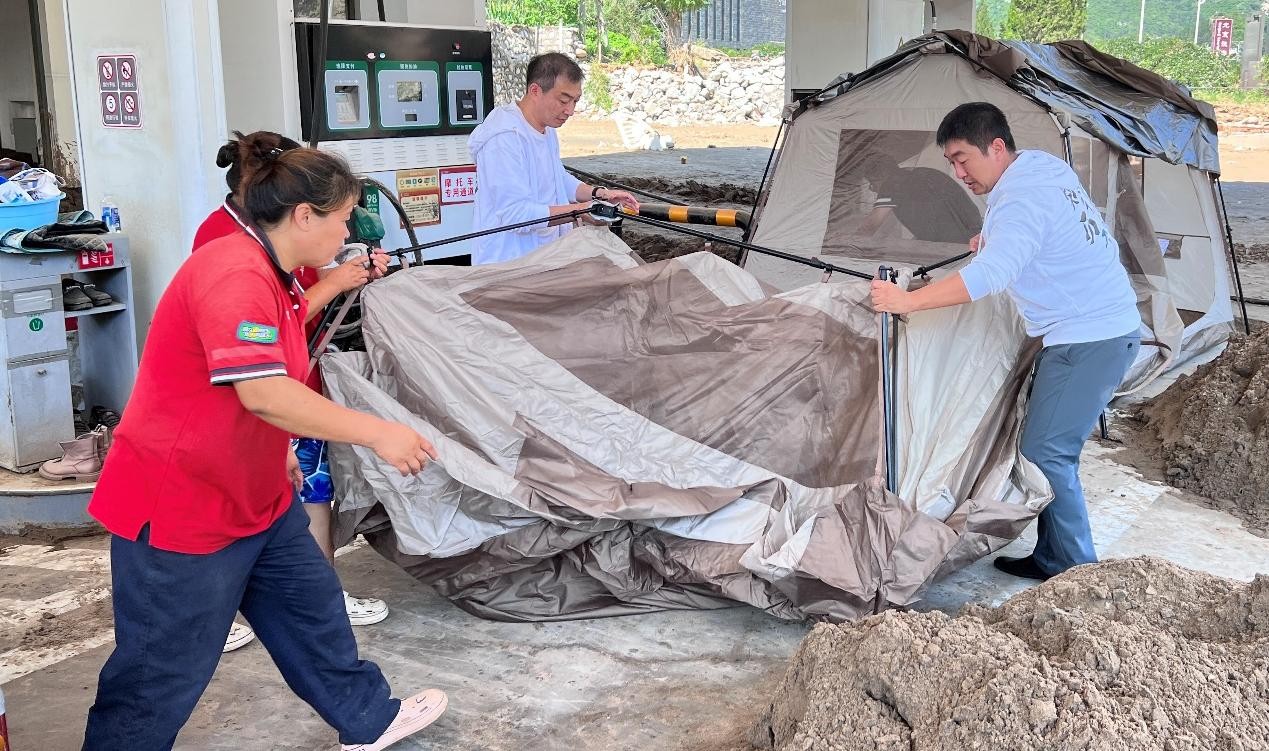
[748,31,1241,388]
[321,226,1050,622]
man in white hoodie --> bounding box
[871,102,1141,582]
[468,53,639,265]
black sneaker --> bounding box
[992,554,1053,581]
[81,283,114,307]
[62,279,93,311]
[90,405,121,429]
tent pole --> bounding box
[746,116,787,245]
[1214,176,1253,335]
[621,212,875,280]
[308,204,610,357]
[887,267,899,486]
[878,265,898,493]
[914,251,973,278]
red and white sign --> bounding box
[98,54,142,128]
[79,242,117,270]
[439,165,478,205]
[1211,17,1234,56]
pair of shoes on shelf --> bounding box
[38,424,111,482]
[61,278,114,310]
[90,405,121,429]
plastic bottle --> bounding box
[100,196,121,233]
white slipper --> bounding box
[341,689,448,751]
[222,622,255,653]
[344,591,389,626]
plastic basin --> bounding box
[0,193,65,234]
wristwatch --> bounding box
[591,186,605,200]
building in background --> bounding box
[683,0,787,50]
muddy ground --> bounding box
[1114,324,1269,538]
[753,557,1269,751]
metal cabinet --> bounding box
[0,236,138,471]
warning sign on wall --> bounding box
[396,168,441,228]
[99,54,142,129]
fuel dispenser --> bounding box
[294,21,493,261]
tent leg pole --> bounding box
[1215,177,1253,335]
[887,268,899,488]
[879,265,897,493]
[746,117,786,245]
[1098,412,1109,441]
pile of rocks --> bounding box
[491,22,585,105]
[577,57,786,126]
[488,22,786,126]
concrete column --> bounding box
[63,0,227,340]
[1241,13,1264,90]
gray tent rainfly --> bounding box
[749,31,1240,388]
[322,227,1050,622]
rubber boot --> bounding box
[38,428,104,481]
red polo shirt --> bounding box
[88,231,309,553]
[194,205,324,391]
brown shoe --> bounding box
[38,427,105,481]
[95,424,113,460]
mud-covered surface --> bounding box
[1123,326,1269,536]
[751,557,1269,751]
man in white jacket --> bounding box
[468,53,639,265]
[871,102,1142,582]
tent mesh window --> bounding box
[822,129,984,265]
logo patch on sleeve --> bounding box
[236,321,279,344]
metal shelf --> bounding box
[64,302,125,318]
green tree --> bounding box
[976,1,998,36]
[1085,0,1259,45]
[1096,36,1239,87]
[975,0,1010,37]
[646,0,710,49]
[1002,0,1090,42]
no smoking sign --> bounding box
[98,54,142,128]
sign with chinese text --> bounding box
[98,54,142,128]
[439,165,477,205]
[1212,17,1234,56]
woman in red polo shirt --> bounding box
[197,131,392,653]
[83,137,446,751]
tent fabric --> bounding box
[322,227,1050,622]
[800,31,1219,173]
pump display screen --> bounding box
[396,81,423,102]
[334,85,362,124]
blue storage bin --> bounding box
[0,193,64,234]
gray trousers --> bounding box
[1021,334,1140,575]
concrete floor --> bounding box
[4,439,1269,750]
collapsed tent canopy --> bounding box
[324,228,1048,623]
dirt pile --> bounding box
[596,173,758,207]
[1139,327,1269,534]
[623,229,742,265]
[750,557,1269,751]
